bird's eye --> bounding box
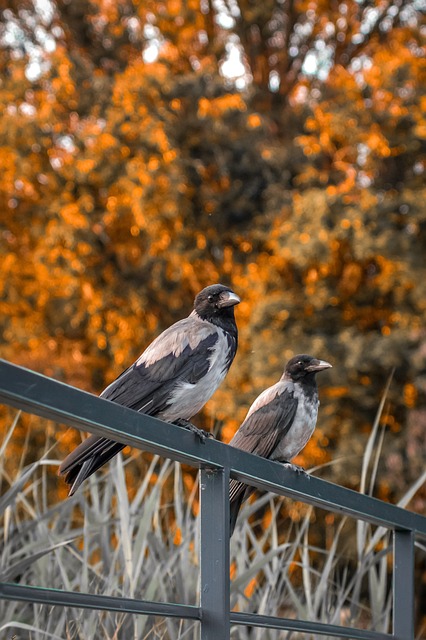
[297,361,303,365]
[208,295,214,303]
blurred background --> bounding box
[0,1,425,510]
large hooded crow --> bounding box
[229,354,331,535]
[59,284,240,496]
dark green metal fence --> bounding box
[0,359,425,639]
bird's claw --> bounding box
[203,430,215,439]
[282,461,310,478]
[174,419,214,443]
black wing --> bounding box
[101,318,219,414]
[58,434,126,495]
[228,383,298,533]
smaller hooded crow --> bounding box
[229,354,331,535]
[59,283,240,496]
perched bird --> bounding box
[59,283,240,496]
[228,354,331,535]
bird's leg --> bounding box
[281,461,310,477]
[173,419,215,443]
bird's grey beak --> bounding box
[306,359,332,372]
[217,291,241,308]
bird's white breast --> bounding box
[159,326,231,421]
[272,382,319,462]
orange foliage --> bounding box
[0,0,425,515]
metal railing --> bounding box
[0,359,425,639]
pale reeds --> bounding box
[0,401,425,639]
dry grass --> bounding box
[0,404,425,639]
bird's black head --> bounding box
[284,354,332,383]
[193,284,240,332]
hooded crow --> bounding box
[228,354,331,535]
[59,283,240,496]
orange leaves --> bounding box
[197,94,247,119]
[297,103,356,168]
[247,113,262,128]
[49,47,77,107]
[338,262,363,297]
[325,168,357,197]
[173,526,182,545]
[244,577,258,599]
[296,135,322,157]
[97,132,117,150]
[60,203,90,229]
[76,157,97,175]
[417,96,426,132]
[196,233,207,250]
[403,384,417,409]
[364,125,390,158]
[221,418,239,444]
[0,146,17,197]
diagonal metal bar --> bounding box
[1,360,425,540]
[0,583,200,619]
[0,359,212,468]
[200,467,230,639]
[393,530,415,640]
[230,611,392,639]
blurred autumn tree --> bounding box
[0,0,425,508]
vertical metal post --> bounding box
[393,529,415,640]
[199,466,230,640]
